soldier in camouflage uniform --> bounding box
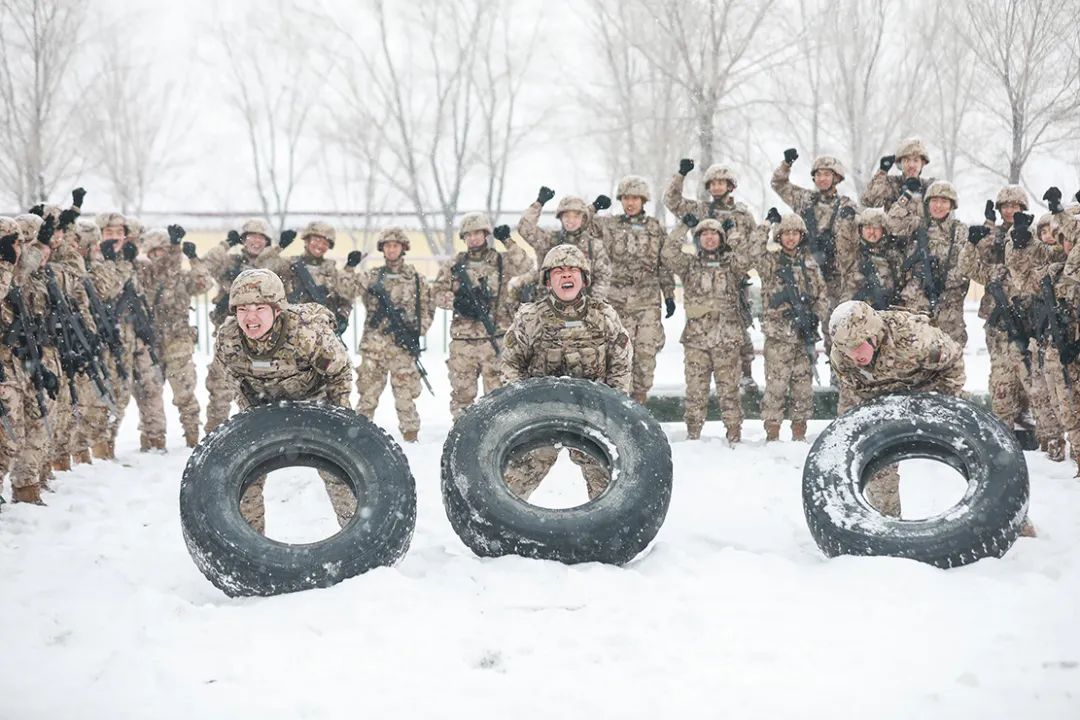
[140,226,212,447]
[517,189,613,300]
[885,180,971,348]
[203,219,277,433]
[433,213,533,418]
[215,269,355,534]
[829,301,965,516]
[589,175,676,403]
[663,215,753,443]
[341,227,433,442]
[262,220,354,335]
[861,137,937,211]
[840,208,907,309]
[733,210,829,441]
[665,158,757,386]
[501,244,632,500]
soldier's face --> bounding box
[1039,225,1055,245]
[305,235,330,258]
[900,155,925,178]
[547,266,584,302]
[861,225,884,244]
[780,230,802,251]
[846,339,876,366]
[698,229,721,251]
[707,179,731,198]
[101,225,126,242]
[243,234,269,256]
[813,170,837,191]
[382,241,403,262]
[464,230,487,250]
[148,247,168,262]
[620,196,644,216]
[236,303,279,340]
[39,243,51,263]
[999,203,1021,224]
[928,197,953,220]
[560,211,584,232]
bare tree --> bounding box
[0,0,86,207]
[773,0,829,159]
[959,0,1080,184]
[922,4,978,182]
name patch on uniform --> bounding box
[704,262,720,267]
[251,360,273,369]
[385,274,400,279]
[563,320,583,328]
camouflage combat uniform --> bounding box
[261,220,354,334]
[860,137,936,211]
[517,196,613,300]
[839,208,907,309]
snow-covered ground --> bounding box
[2,303,1078,719]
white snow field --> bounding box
[1,305,1079,720]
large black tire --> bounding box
[180,402,416,596]
[802,393,1029,568]
[441,377,672,565]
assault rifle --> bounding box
[367,280,433,396]
[985,279,1031,373]
[854,254,892,310]
[116,278,164,383]
[43,268,116,415]
[452,262,500,355]
[901,222,942,313]
[1034,275,1077,389]
[83,277,127,381]
[289,260,348,335]
[6,286,57,437]
[802,201,840,277]
[769,262,821,383]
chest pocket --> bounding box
[538,317,608,379]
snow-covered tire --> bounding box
[180,402,416,597]
[441,377,672,565]
[802,393,1028,568]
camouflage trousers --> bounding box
[865,467,901,517]
[0,357,49,490]
[1041,345,1080,456]
[204,339,237,434]
[1004,340,1060,441]
[71,371,111,453]
[240,470,356,535]
[504,447,609,501]
[934,295,968,350]
[356,344,421,435]
[161,334,201,438]
[986,326,1027,427]
[447,337,501,419]
[761,337,814,424]
[683,342,742,433]
[43,348,74,465]
[611,304,664,398]
[112,324,166,446]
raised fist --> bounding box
[783,148,799,165]
[182,241,197,259]
[766,207,782,224]
[58,208,79,229]
[167,224,186,244]
[72,187,86,208]
[682,213,698,228]
[37,216,55,245]
[537,186,555,205]
[902,177,922,195]
[678,158,695,176]
[984,200,996,223]
[664,298,676,319]
[592,194,611,211]
[28,203,44,217]
[279,229,297,248]
[0,233,18,264]
[122,241,138,261]
[838,206,856,220]
[722,218,735,231]
[100,240,118,261]
[1013,212,1033,230]
[1043,186,1063,214]
[227,230,242,246]
[493,224,511,243]
[1012,213,1034,249]
[879,155,896,173]
[967,225,990,244]
[346,250,364,268]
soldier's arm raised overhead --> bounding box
[860,154,899,208]
[204,230,241,278]
[883,182,924,237]
[603,306,634,393]
[663,158,698,217]
[517,187,556,255]
[660,217,696,279]
[495,224,535,277]
[336,253,372,300]
[770,151,813,212]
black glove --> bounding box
[122,241,137,261]
[682,213,698,228]
[100,240,117,261]
[902,177,922,196]
[968,225,990,244]
[766,207,782,224]
[537,186,555,205]
[493,224,511,244]
[592,194,611,211]
[879,155,896,172]
[42,368,59,400]
[182,241,197,259]
[1012,212,1034,248]
[346,250,364,268]
[71,187,86,208]
[167,224,185,244]
[279,229,297,248]
[678,158,694,176]
[28,203,44,217]
[838,206,856,220]
[37,216,54,245]
[783,148,799,165]
[227,230,242,247]
[1075,190,1080,205]
[0,233,17,264]
[1044,187,1063,214]
[664,298,676,318]
[58,208,78,229]
[984,200,996,223]
[1013,212,1033,230]
[722,218,735,231]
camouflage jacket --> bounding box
[771,161,857,279]
[860,172,936,211]
[342,260,434,355]
[204,242,277,325]
[962,222,1011,320]
[885,196,971,313]
[86,256,123,303]
[662,173,756,238]
[261,249,354,324]
[517,201,612,299]
[138,249,213,342]
[215,302,352,409]
[832,309,965,414]
[840,237,907,311]
[501,293,632,392]
[432,243,533,341]
[1003,229,1066,299]
[591,212,675,312]
[662,222,752,348]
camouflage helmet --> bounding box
[895,137,930,164]
[229,268,287,311]
[95,212,127,233]
[778,213,808,236]
[555,196,590,219]
[377,226,411,252]
[74,219,102,252]
[829,300,885,353]
[616,175,651,202]
[995,185,1028,210]
[856,207,887,229]
[458,212,493,238]
[15,214,43,245]
[541,243,591,285]
[926,180,959,208]
[811,156,847,183]
[141,228,171,254]
[300,220,336,248]
[240,217,273,240]
[702,164,738,190]
[1036,213,1057,237]
[0,216,19,241]
[692,218,727,247]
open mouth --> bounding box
[560,281,575,290]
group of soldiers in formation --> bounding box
[2,135,1079,531]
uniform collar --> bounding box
[547,292,588,317]
[242,311,288,358]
